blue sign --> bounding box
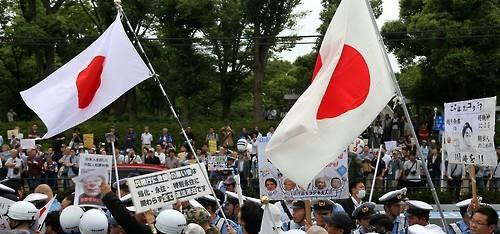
[434,115,444,131]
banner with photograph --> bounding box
[444,97,497,166]
[207,155,227,171]
[74,154,113,207]
[127,163,211,213]
[258,137,349,200]
[0,197,15,231]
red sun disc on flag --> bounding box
[316,45,370,119]
[76,56,105,109]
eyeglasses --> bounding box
[470,219,489,226]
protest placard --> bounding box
[207,155,227,171]
[0,196,15,231]
[445,97,497,166]
[127,163,211,213]
[20,139,36,149]
[74,154,113,207]
[208,139,217,154]
[384,141,398,154]
[6,129,19,139]
[258,137,349,200]
[83,133,94,148]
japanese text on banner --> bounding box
[444,97,496,166]
[127,163,210,213]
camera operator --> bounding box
[402,150,422,192]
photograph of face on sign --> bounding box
[73,169,109,207]
[257,136,349,200]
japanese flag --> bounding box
[21,13,152,139]
[265,0,396,188]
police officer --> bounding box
[312,200,344,228]
[378,188,407,234]
[406,200,445,234]
[284,200,306,231]
[352,202,377,234]
[197,195,242,234]
[448,198,481,234]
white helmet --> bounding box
[60,205,84,233]
[155,209,187,234]
[6,201,38,221]
[284,230,307,234]
[79,209,109,234]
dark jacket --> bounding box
[337,197,356,219]
[102,192,153,234]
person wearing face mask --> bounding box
[338,178,366,219]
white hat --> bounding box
[155,209,187,234]
[284,230,307,234]
[79,209,109,234]
[23,193,49,203]
[407,200,433,211]
[60,205,85,233]
[456,197,482,208]
[184,223,205,234]
[379,187,407,204]
[6,201,38,221]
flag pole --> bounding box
[114,1,232,228]
[368,145,383,202]
[363,0,449,230]
[111,141,121,198]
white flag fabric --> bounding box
[21,13,152,139]
[37,196,56,231]
[259,203,284,234]
[265,0,396,188]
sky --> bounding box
[278,0,401,72]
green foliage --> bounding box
[382,0,500,105]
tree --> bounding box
[382,0,500,105]
[246,0,301,122]
[153,0,217,124]
[203,0,253,121]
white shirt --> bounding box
[491,161,500,178]
[403,160,422,181]
[6,157,22,178]
[351,196,361,208]
[447,163,465,178]
[155,152,166,164]
[141,132,153,145]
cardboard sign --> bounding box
[258,137,349,200]
[207,155,227,171]
[6,129,19,139]
[83,134,94,148]
[445,97,497,166]
[20,139,36,149]
[74,154,113,207]
[384,141,398,154]
[208,139,217,154]
[127,163,211,213]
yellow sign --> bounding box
[7,129,19,139]
[83,134,94,148]
[208,140,217,154]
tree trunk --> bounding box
[222,97,232,121]
[253,42,268,123]
[127,88,137,122]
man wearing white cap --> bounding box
[448,198,482,234]
[378,188,407,234]
[406,200,445,234]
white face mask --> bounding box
[357,189,366,199]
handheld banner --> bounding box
[444,97,496,166]
[127,163,211,213]
[207,155,228,171]
[259,137,349,200]
[74,154,113,207]
[83,133,94,148]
